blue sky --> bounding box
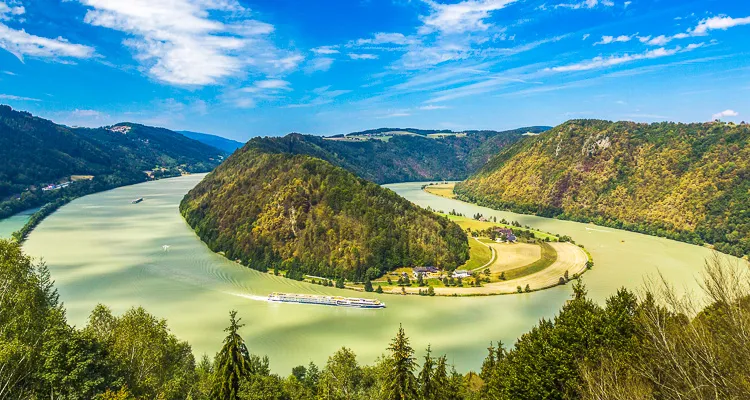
[0,0,748,140]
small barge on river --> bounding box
[268,292,385,309]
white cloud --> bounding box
[348,53,379,60]
[555,0,613,10]
[419,105,449,110]
[582,33,590,40]
[0,93,40,101]
[226,79,293,108]
[79,0,301,86]
[305,57,334,73]
[624,1,632,8]
[426,74,525,103]
[312,46,339,55]
[0,2,26,21]
[376,112,411,118]
[0,1,24,20]
[244,79,291,92]
[693,15,750,36]
[0,24,95,61]
[355,32,415,46]
[286,86,351,108]
[546,46,686,73]
[712,109,738,120]
[594,35,633,45]
[2,70,15,75]
[419,0,517,35]
[71,109,107,118]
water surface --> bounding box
[0,207,38,239]
[23,175,739,373]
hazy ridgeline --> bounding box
[3,238,749,399]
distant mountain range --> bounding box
[456,119,750,258]
[0,105,225,218]
[178,130,244,153]
[235,126,549,184]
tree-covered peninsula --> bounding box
[456,120,750,258]
[180,145,469,280]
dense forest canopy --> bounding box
[0,105,225,219]
[180,147,469,280]
[456,120,750,258]
[239,126,548,184]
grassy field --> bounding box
[503,241,558,281]
[445,215,559,242]
[424,183,457,199]
[460,238,493,270]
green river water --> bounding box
[20,174,743,373]
[0,207,38,239]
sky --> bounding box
[0,0,748,141]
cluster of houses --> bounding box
[411,266,439,279]
[407,266,472,280]
[493,227,517,243]
[108,125,132,134]
[41,182,71,192]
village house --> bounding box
[452,270,471,279]
[493,227,517,243]
[412,266,439,279]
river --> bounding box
[21,174,741,373]
[0,207,38,239]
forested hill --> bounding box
[240,126,547,184]
[455,119,750,257]
[180,147,469,280]
[0,105,225,217]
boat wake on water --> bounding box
[224,292,270,303]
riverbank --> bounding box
[23,177,745,373]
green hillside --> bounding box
[455,120,750,258]
[238,126,547,185]
[180,146,469,280]
[0,105,225,219]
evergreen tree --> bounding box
[376,285,384,294]
[433,355,450,399]
[418,346,436,400]
[446,365,465,400]
[364,278,374,292]
[336,276,345,289]
[480,342,496,382]
[212,311,252,400]
[386,325,417,400]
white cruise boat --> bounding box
[268,292,385,309]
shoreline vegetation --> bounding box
[256,186,592,297]
[4,237,750,399]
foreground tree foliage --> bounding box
[180,149,469,280]
[456,120,750,258]
[2,239,750,399]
